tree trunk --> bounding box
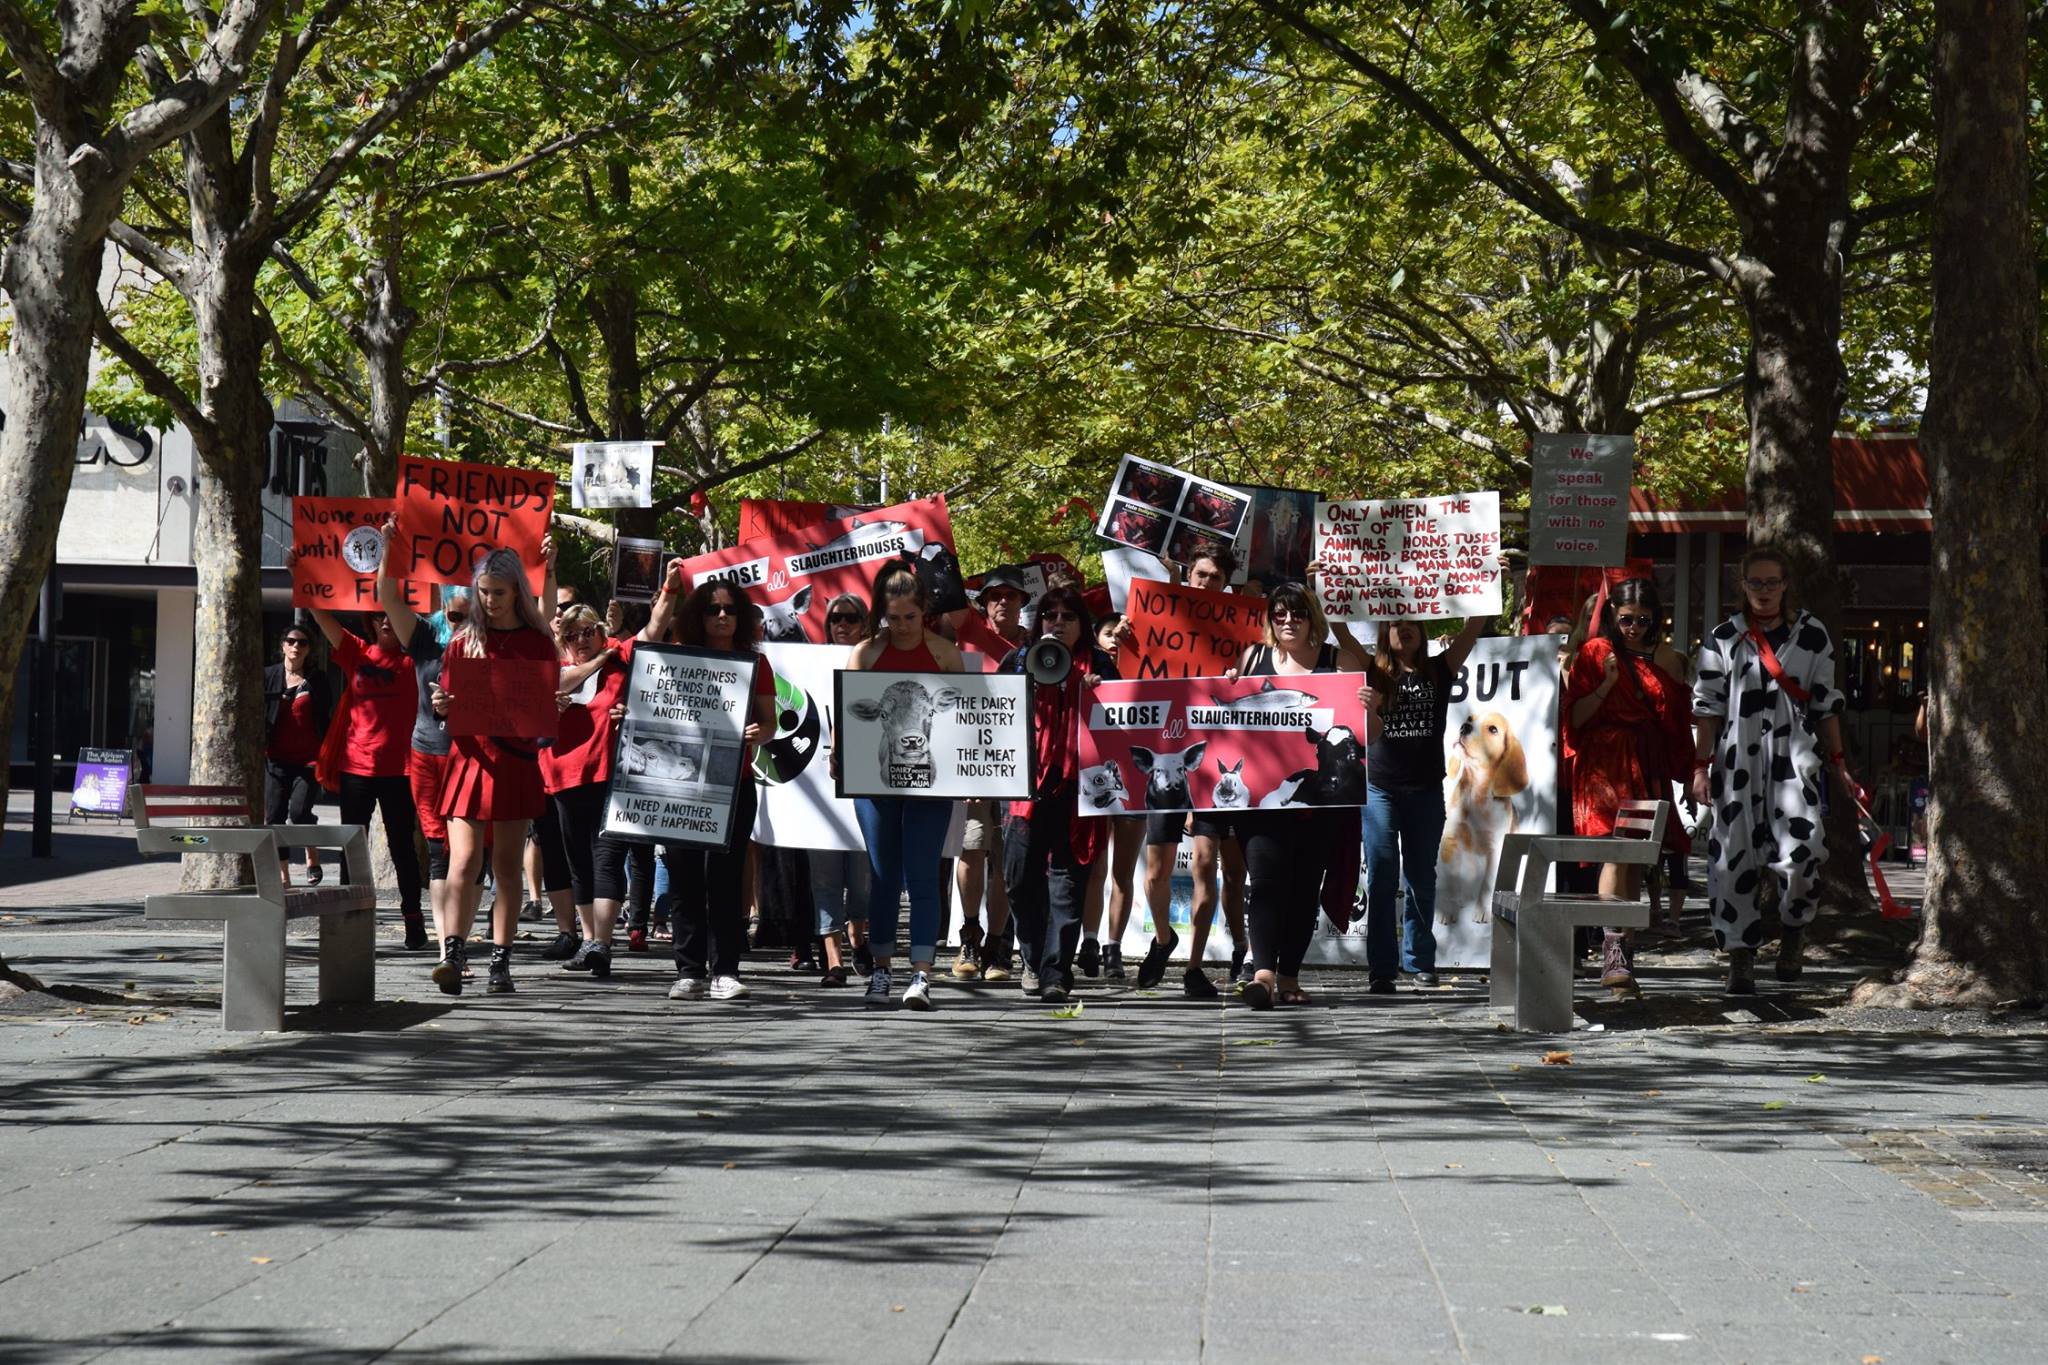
[1861,0,2048,1007]
[359,246,419,496]
[0,126,122,752]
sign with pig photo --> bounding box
[834,670,1034,801]
[678,495,966,643]
[1076,674,1371,815]
[605,644,757,848]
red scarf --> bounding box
[1745,613,1810,705]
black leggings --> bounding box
[551,782,630,904]
[264,761,320,854]
[1236,807,1347,978]
[530,794,572,894]
[666,781,757,979]
[337,772,423,915]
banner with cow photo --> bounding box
[678,495,966,643]
[605,644,758,848]
[833,670,1034,801]
[752,642,863,851]
[1076,674,1370,816]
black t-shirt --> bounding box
[1368,654,1453,790]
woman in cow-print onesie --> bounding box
[1688,547,1855,994]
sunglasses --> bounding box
[282,637,310,646]
[1270,607,1304,622]
[827,612,863,625]
[444,613,469,624]
[1040,610,1078,623]
[1615,614,1655,628]
[1744,576,1785,591]
[570,626,603,640]
[703,603,740,617]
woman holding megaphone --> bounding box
[997,585,1122,1004]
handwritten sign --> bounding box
[393,455,554,590]
[290,496,428,612]
[444,657,561,739]
[1125,580,1267,679]
[606,644,756,847]
[1529,435,1633,565]
[1314,491,1501,621]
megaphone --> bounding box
[1025,636,1073,687]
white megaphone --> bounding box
[1025,636,1073,687]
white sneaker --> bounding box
[708,974,749,1001]
[900,970,934,1012]
[864,965,893,1008]
[1020,967,1040,995]
[667,976,706,1000]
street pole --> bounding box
[31,571,55,858]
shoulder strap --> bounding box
[1746,616,1811,705]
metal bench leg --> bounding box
[1490,914,1518,1010]
[319,909,376,1006]
[1515,918,1578,1033]
[223,914,288,1032]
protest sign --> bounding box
[1077,674,1369,815]
[1103,546,1172,612]
[679,495,963,643]
[289,496,428,612]
[751,643,863,850]
[69,747,135,818]
[1096,455,1252,565]
[605,644,756,847]
[1529,434,1633,565]
[570,440,655,509]
[1314,491,1502,621]
[1235,485,1319,586]
[737,497,872,543]
[444,657,561,739]
[834,670,1033,800]
[393,455,554,589]
[612,536,666,603]
[1124,579,1267,680]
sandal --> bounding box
[820,965,849,988]
[1278,988,1311,1006]
[1241,978,1275,1010]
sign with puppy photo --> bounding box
[605,644,757,848]
[834,670,1035,801]
[1076,674,1371,815]
[1426,634,1559,968]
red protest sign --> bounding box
[443,656,561,739]
[1078,674,1370,814]
[393,455,554,590]
[290,496,427,612]
[679,496,963,643]
[736,497,873,544]
[1125,579,1267,680]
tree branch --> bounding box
[651,430,830,515]
[106,219,192,287]
[439,382,585,435]
[1636,377,1743,415]
[417,121,632,195]
[0,3,68,127]
[94,300,215,446]
[104,0,277,172]
[245,0,354,229]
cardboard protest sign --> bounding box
[393,455,554,590]
[752,643,863,850]
[570,440,656,509]
[1077,674,1369,815]
[1425,634,1560,968]
[834,670,1033,800]
[679,495,963,643]
[1315,491,1502,621]
[612,536,667,603]
[737,497,872,543]
[443,657,561,739]
[290,496,429,612]
[605,644,756,847]
[1529,435,1633,565]
[1095,455,1252,565]
[1124,579,1267,680]
[1103,546,1172,612]
[1235,485,1319,586]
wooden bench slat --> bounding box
[141,786,247,797]
[145,804,253,819]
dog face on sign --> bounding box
[1130,742,1207,810]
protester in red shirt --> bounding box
[300,589,428,950]
[262,626,333,889]
[541,603,634,979]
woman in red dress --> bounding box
[387,541,560,997]
[1563,578,1693,989]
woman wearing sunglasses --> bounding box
[808,592,874,985]
[1563,578,1694,990]
[263,626,334,889]
[997,585,1119,1003]
[391,587,471,957]
[833,565,967,1010]
[538,603,635,980]
[1690,546,1851,994]
[641,568,778,1003]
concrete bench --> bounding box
[133,785,377,1031]
[1488,799,1671,1033]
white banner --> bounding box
[1315,491,1502,621]
[571,440,656,509]
[752,643,863,851]
[1103,546,1172,612]
[605,644,755,847]
[835,670,1034,800]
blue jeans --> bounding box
[1363,784,1446,977]
[854,797,952,962]
[810,848,872,936]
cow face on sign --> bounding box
[850,680,963,789]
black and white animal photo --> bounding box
[850,680,963,790]
[1130,742,1207,810]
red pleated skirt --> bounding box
[438,736,545,823]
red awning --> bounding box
[1629,436,1930,533]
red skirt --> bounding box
[438,737,545,823]
[409,749,452,843]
